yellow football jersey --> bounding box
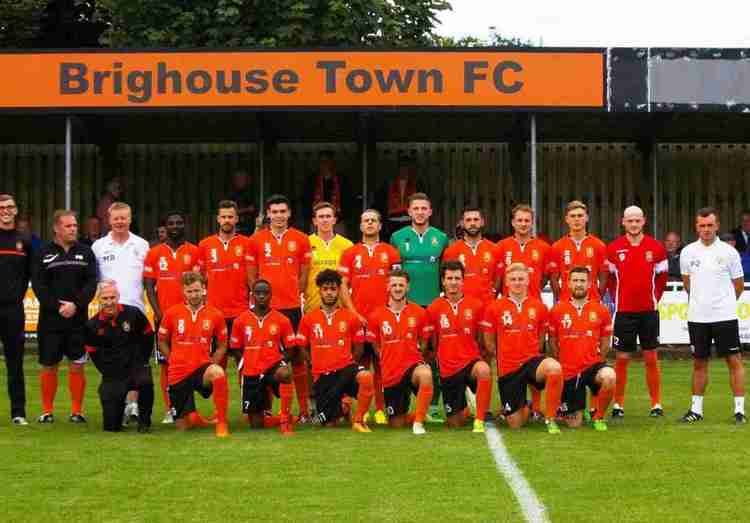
[304,234,354,313]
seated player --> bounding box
[230,279,296,436]
[481,262,564,434]
[84,280,155,433]
[425,261,492,433]
[158,272,230,438]
[367,270,433,435]
[297,269,374,432]
[548,267,616,431]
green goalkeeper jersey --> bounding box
[390,226,449,306]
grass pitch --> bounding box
[0,359,746,522]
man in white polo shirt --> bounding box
[92,202,150,424]
[679,207,746,424]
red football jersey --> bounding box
[547,235,608,301]
[247,228,312,310]
[158,304,227,385]
[607,235,668,312]
[443,239,502,303]
[424,296,484,378]
[297,308,366,379]
[230,309,296,376]
[197,235,251,319]
[338,242,401,317]
[366,303,428,388]
[143,242,200,314]
[481,296,548,377]
[496,237,551,300]
[549,300,613,380]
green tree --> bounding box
[0,0,47,47]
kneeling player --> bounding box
[158,272,230,438]
[549,267,616,431]
[482,263,563,434]
[231,279,296,436]
[368,270,433,435]
[297,269,374,432]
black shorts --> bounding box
[613,311,659,352]
[561,363,609,415]
[37,326,86,366]
[313,364,365,424]
[442,360,479,417]
[688,320,742,359]
[279,308,302,330]
[497,355,546,416]
[384,363,421,417]
[241,361,289,414]
[168,364,213,419]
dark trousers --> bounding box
[99,366,154,432]
[0,304,26,419]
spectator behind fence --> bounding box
[304,150,353,234]
[664,231,683,281]
[226,171,258,235]
[79,216,101,247]
[723,232,750,276]
[731,209,750,254]
[96,177,124,234]
[15,215,43,252]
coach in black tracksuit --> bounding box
[0,194,32,424]
[84,281,155,432]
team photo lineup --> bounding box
[0,189,746,439]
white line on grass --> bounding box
[484,422,551,523]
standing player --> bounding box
[481,263,563,434]
[607,206,668,419]
[197,200,252,374]
[32,210,98,423]
[424,261,492,433]
[390,193,449,423]
[247,194,311,419]
[230,280,296,436]
[549,267,616,431]
[548,200,608,303]
[297,269,374,432]
[679,207,746,424]
[339,209,401,423]
[443,207,502,304]
[0,194,32,425]
[144,211,200,423]
[158,272,230,437]
[367,270,433,435]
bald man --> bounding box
[606,206,668,420]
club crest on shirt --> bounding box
[202,319,211,330]
[589,311,598,322]
[431,236,439,246]
[440,314,450,329]
[381,321,393,335]
[122,321,131,332]
[586,247,594,258]
[502,310,513,326]
[235,245,243,257]
[159,257,168,271]
[483,251,492,263]
[528,308,537,320]
[15,241,23,252]
[645,250,653,262]
[264,243,272,257]
[380,252,389,263]
[561,314,572,329]
[269,324,278,335]
[339,321,348,333]
[461,308,472,321]
[210,249,218,263]
[183,254,192,266]
[531,249,540,262]
[288,241,297,252]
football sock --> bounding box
[594,385,614,420]
[476,378,491,423]
[614,358,630,407]
[544,372,563,420]
[187,411,210,428]
[643,350,662,408]
[691,395,704,416]
[405,412,416,424]
[212,375,229,424]
[373,366,385,412]
[279,382,294,421]
[530,386,542,413]
[159,364,171,410]
[263,415,281,428]
[292,362,309,417]
[353,373,374,423]
[68,366,86,415]
[735,396,745,415]
[414,384,433,424]
[40,367,58,414]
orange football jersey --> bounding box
[443,239,502,303]
[197,235,251,319]
[549,300,612,380]
[297,308,366,379]
[424,296,484,378]
[547,235,608,302]
[230,309,296,376]
[338,242,401,317]
[496,237,550,299]
[143,242,200,314]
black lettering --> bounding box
[272,69,298,94]
[346,69,371,93]
[126,70,152,103]
[464,61,488,93]
[316,60,346,93]
[216,70,241,94]
[245,69,269,94]
[186,70,212,94]
[60,63,88,94]
[373,69,414,93]
[93,70,110,94]
[418,69,443,93]
[493,61,523,94]
[113,63,123,94]
[157,62,182,94]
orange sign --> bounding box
[0,51,604,109]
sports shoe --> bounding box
[352,421,372,433]
[425,406,445,423]
[465,388,477,417]
[583,409,594,423]
[297,414,314,425]
[12,417,29,426]
[472,418,485,434]
[592,419,608,432]
[545,419,561,435]
[373,409,387,425]
[123,402,138,426]
[735,412,747,425]
[161,411,175,424]
[412,422,426,435]
[649,407,664,418]
[215,422,230,438]
[37,413,54,424]
[69,413,87,423]
[679,410,704,423]
[529,410,545,423]
[611,408,624,420]
[280,417,294,436]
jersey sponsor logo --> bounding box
[645,250,653,262]
[177,319,185,334]
[159,256,168,271]
[561,313,572,329]
[75,254,84,260]
[502,310,513,326]
[122,321,131,332]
